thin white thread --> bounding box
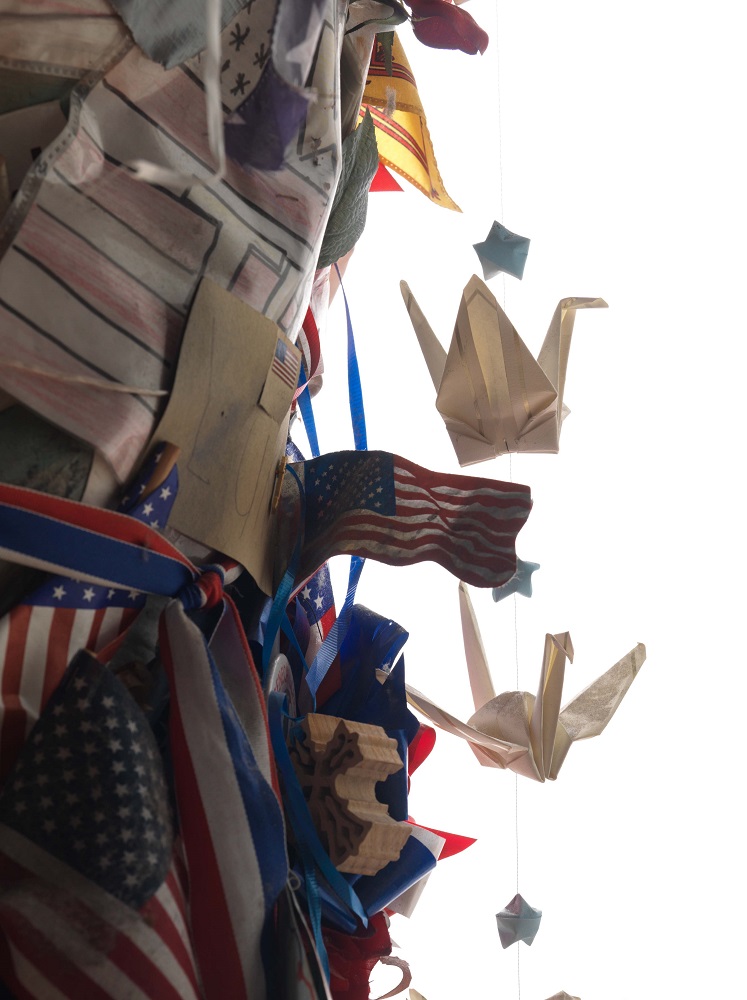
[0,360,167,396]
[502,16,519,982]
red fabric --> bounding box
[325,913,392,1000]
[407,819,476,859]
[407,724,436,776]
[369,163,403,192]
[408,0,489,55]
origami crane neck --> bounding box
[400,280,447,390]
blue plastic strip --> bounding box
[334,263,367,451]
[296,362,321,459]
[268,693,368,955]
[262,466,305,675]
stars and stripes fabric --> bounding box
[286,439,338,663]
[0,469,289,999]
[0,649,202,999]
[159,598,288,1000]
[296,563,337,663]
[277,450,532,590]
[0,449,179,784]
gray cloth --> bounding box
[109,0,248,68]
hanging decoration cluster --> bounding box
[0,2,642,999]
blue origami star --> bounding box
[473,220,531,280]
[492,559,540,603]
[496,893,542,948]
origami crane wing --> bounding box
[401,276,607,466]
[404,683,530,771]
[549,640,647,779]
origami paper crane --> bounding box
[406,583,646,782]
[496,893,542,948]
[401,275,608,466]
[473,220,530,280]
[545,993,581,1000]
[492,558,540,603]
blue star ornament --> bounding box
[496,893,542,948]
[473,220,531,280]
[492,559,540,603]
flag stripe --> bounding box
[5,942,68,1000]
[1,607,33,783]
[150,877,202,993]
[160,601,287,1000]
[159,614,248,999]
[1,895,120,1000]
[0,827,201,999]
[290,451,531,589]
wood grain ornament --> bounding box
[290,714,412,876]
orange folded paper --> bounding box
[359,33,460,211]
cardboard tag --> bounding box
[153,278,300,594]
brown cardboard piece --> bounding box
[153,278,300,594]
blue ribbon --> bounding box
[0,494,196,602]
[267,692,369,975]
[334,262,367,452]
[296,361,321,459]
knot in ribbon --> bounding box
[178,563,226,612]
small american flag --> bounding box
[0,451,178,783]
[278,450,532,590]
[296,562,336,656]
[272,337,301,390]
[0,649,202,998]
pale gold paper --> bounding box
[401,276,607,466]
[406,582,645,782]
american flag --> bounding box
[279,450,532,589]
[272,337,302,391]
[296,562,336,661]
[158,598,288,1000]
[0,451,179,784]
[0,649,202,999]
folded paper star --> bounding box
[473,221,530,280]
[401,275,607,466]
[496,893,542,948]
[492,559,540,602]
[406,583,646,782]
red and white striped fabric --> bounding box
[0,840,202,1000]
[0,452,178,784]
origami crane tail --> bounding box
[459,582,496,710]
[400,280,447,391]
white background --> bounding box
[302,2,747,996]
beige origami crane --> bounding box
[406,583,645,782]
[400,276,607,466]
